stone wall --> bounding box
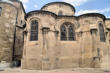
[0,2,17,62]
[0,1,109,70]
[41,2,75,16]
[22,9,109,70]
[0,1,25,64]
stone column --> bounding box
[91,29,100,68]
[42,27,50,70]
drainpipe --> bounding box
[12,12,25,62]
[12,25,17,61]
[11,1,26,66]
[12,8,18,62]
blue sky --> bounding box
[20,0,110,18]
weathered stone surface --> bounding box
[0,1,25,63]
[0,1,110,70]
[21,2,110,70]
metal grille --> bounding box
[0,7,2,16]
[99,23,105,42]
[30,20,38,41]
[61,24,67,40]
[61,23,75,41]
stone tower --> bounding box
[0,0,25,65]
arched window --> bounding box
[99,23,105,42]
[58,11,63,15]
[0,7,2,16]
[30,20,38,41]
[61,23,75,41]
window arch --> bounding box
[30,20,38,41]
[99,23,105,42]
[60,23,75,41]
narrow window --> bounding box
[0,7,2,16]
[21,20,23,24]
[99,23,105,42]
[30,20,38,41]
[58,11,63,15]
[61,23,75,41]
[59,4,62,8]
[97,48,100,56]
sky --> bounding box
[20,0,110,18]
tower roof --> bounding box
[41,2,75,12]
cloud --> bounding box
[76,10,99,15]
[20,0,30,10]
[63,0,88,6]
[23,4,27,9]
[34,5,38,8]
[19,0,29,3]
[100,7,110,13]
[108,16,110,18]
[76,7,110,16]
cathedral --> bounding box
[0,0,110,70]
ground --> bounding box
[0,68,110,73]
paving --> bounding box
[0,68,110,73]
